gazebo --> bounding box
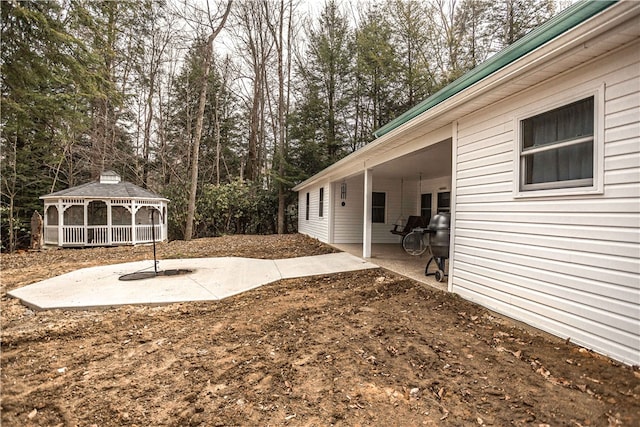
[41,171,169,247]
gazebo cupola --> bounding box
[40,171,169,247]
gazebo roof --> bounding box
[40,171,168,201]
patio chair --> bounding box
[390,215,426,237]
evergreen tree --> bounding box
[385,0,436,112]
[454,0,493,69]
[489,0,556,49]
[354,3,400,141]
[165,42,240,185]
[288,80,330,178]
[293,0,354,172]
[1,0,96,251]
[78,0,154,181]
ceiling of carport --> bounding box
[369,139,452,181]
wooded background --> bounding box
[1,0,565,251]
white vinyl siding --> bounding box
[452,41,640,366]
[297,184,328,241]
[372,178,418,244]
[330,175,418,244]
[332,175,364,243]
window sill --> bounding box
[514,185,603,199]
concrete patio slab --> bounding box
[7,252,378,311]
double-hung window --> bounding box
[519,96,595,192]
[319,187,324,218]
[305,192,310,221]
[420,193,432,223]
[372,192,386,223]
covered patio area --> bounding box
[332,243,448,292]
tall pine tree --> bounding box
[1,0,97,251]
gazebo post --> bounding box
[107,200,113,245]
[131,200,137,245]
[83,200,88,245]
[57,200,64,247]
[163,203,168,241]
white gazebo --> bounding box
[41,171,169,247]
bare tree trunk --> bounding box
[276,2,286,235]
[234,0,271,183]
[214,56,232,185]
[4,136,18,252]
[185,0,233,241]
[264,0,295,234]
[247,60,262,182]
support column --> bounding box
[131,201,137,245]
[106,200,112,245]
[363,169,373,258]
[163,203,168,241]
[327,182,335,244]
[83,201,88,245]
[58,200,64,246]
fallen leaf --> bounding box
[536,367,551,378]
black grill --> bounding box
[425,212,451,282]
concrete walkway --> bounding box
[8,253,378,311]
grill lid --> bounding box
[428,213,451,231]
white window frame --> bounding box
[513,84,604,198]
[319,187,324,218]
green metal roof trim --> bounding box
[373,0,617,138]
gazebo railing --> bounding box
[135,224,163,243]
[112,226,132,244]
[64,226,85,245]
[87,226,109,245]
[44,225,163,246]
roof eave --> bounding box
[40,195,170,202]
[292,0,621,192]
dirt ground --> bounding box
[1,234,639,426]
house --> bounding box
[293,0,640,365]
[41,171,169,247]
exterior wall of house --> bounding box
[297,183,329,242]
[372,177,418,244]
[300,174,420,245]
[332,175,364,244]
[418,176,452,219]
[451,40,640,365]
